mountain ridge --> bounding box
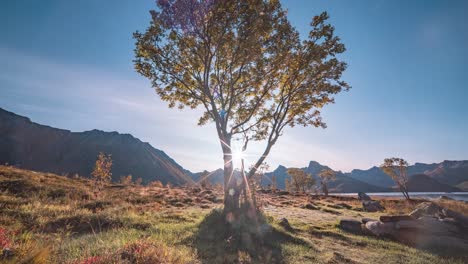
[0,107,193,185]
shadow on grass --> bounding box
[193,209,313,264]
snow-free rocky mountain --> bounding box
[2,107,467,192]
[0,108,193,185]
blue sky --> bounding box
[1,0,467,173]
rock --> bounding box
[438,195,454,200]
[441,208,468,228]
[409,202,442,218]
[2,248,14,259]
[418,216,460,235]
[380,215,415,222]
[279,218,293,231]
[339,219,363,234]
[302,203,319,210]
[395,220,421,229]
[336,203,352,209]
[362,200,384,212]
[364,221,396,236]
[361,217,377,224]
[358,192,372,201]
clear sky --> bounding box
[1,0,467,173]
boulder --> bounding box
[380,215,415,222]
[336,203,352,209]
[302,203,319,210]
[441,208,468,228]
[361,217,377,224]
[357,192,372,201]
[339,219,363,234]
[279,218,293,231]
[362,200,384,212]
[2,248,14,259]
[409,202,442,218]
[364,221,396,236]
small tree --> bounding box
[287,168,315,193]
[120,174,133,185]
[380,158,410,200]
[318,169,336,196]
[134,177,143,186]
[270,175,277,192]
[91,152,112,197]
[199,170,212,189]
[285,178,292,193]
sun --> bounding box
[231,150,245,165]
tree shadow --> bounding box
[192,209,313,264]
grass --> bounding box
[0,165,467,263]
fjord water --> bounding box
[334,192,468,202]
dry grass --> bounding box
[1,165,467,263]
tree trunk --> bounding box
[322,181,329,196]
[399,184,410,200]
[222,140,241,215]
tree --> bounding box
[318,169,336,196]
[135,177,143,186]
[91,152,112,197]
[120,174,133,185]
[134,0,349,215]
[380,158,410,200]
[270,175,277,191]
[287,168,315,193]
[199,170,212,189]
[285,178,292,193]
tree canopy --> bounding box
[134,0,350,211]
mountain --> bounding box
[456,181,468,191]
[264,161,390,193]
[405,174,462,192]
[190,169,242,185]
[0,107,193,185]
[348,161,468,189]
[424,160,468,186]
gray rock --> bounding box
[364,221,396,236]
[362,200,384,212]
[358,192,372,201]
[380,215,415,222]
[339,219,363,234]
[409,202,442,218]
[279,218,293,231]
[438,195,454,200]
[442,208,468,228]
[302,203,319,210]
[361,217,377,224]
[2,248,14,259]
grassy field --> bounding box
[1,165,467,263]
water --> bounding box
[333,192,468,202]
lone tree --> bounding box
[318,169,336,196]
[381,158,410,200]
[287,168,315,193]
[91,152,112,197]
[134,0,349,216]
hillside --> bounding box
[456,181,468,191]
[405,174,462,192]
[0,108,193,185]
[1,166,467,263]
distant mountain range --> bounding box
[0,108,193,185]
[259,160,467,193]
[1,107,467,193]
